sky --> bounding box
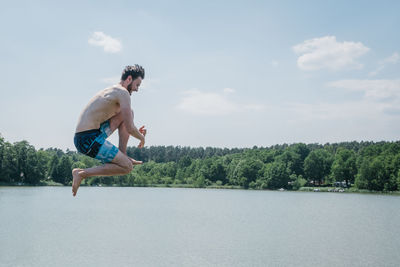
[0,0,399,150]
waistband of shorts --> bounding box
[75,128,101,136]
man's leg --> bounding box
[108,112,130,154]
[72,150,137,196]
[108,111,141,165]
[118,122,130,154]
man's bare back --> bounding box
[75,85,128,133]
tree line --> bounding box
[1,134,400,192]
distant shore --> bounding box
[2,182,400,195]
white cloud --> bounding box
[287,100,385,121]
[327,79,400,100]
[369,52,399,76]
[176,89,264,115]
[293,36,369,71]
[368,66,384,77]
[88,32,122,53]
[261,79,400,141]
[383,52,400,64]
[326,79,400,117]
[177,89,236,115]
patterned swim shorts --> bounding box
[74,120,119,163]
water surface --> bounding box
[0,187,399,267]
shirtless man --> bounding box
[72,65,146,196]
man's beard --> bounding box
[127,83,133,94]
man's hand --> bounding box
[138,125,146,148]
[138,138,145,148]
[139,126,147,136]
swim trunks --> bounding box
[74,120,119,163]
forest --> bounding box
[1,134,400,192]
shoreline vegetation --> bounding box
[1,182,400,196]
[1,133,400,195]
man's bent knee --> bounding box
[112,151,133,174]
[123,160,133,173]
[117,157,133,174]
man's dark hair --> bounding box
[121,65,145,81]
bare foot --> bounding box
[72,168,84,197]
[129,157,143,165]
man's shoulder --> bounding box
[107,84,127,92]
[104,85,129,97]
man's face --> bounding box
[128,76,142,93]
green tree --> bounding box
[36,150,51,181]
[209,159,227,184]
[276,150,302,176]
[54,155,72,185]
[193,175,205,188]
[289,143,310,176]
[24,146,41,184]
[356,156,386,191]
[356,153,399,191]
[178,155,192,168]
[12,141,42,184]
[231,159,263,188]
[397,170,400,190]
[0,136,5,182]
[304,149,333,185]
[49,155,60,181]
[199,158,227,184]
[262,161,290,189]
[331,148,357,186]
[1,142,18,183]
[14,141,29,183]
[291,175,307,190]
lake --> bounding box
[0,187,399,267]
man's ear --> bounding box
[126,75,132,83]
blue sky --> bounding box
[1,0,399,150]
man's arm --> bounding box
[118,91,145,146]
